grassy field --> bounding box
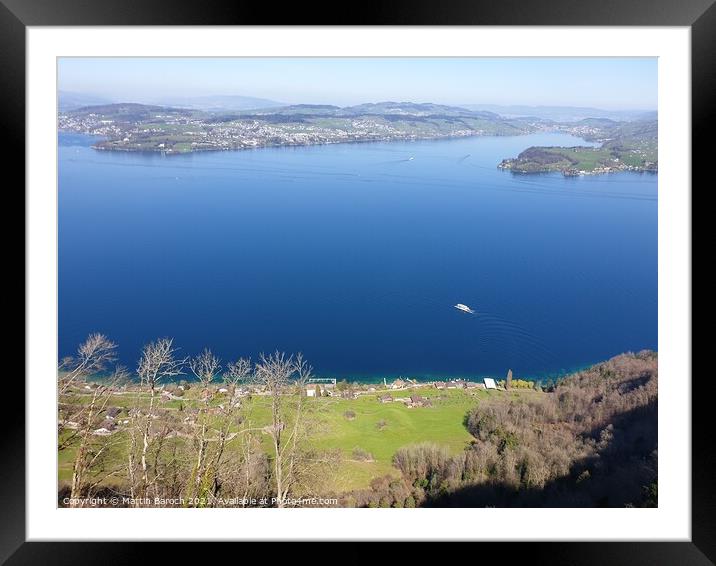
[302,390,484,489]
[499,122,657,175]
[59,386,539,492]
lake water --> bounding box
[58,132,657,381]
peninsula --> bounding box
[498,119,657,175]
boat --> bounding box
[454,303,475,314]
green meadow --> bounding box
[59,386,535,492]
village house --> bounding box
[105,406,121,420]
[378,394,394,403]
[409,394,428,407]
[234,386,250,398]
[390,379,406,390]
[306,384,319,397]
[94,419,117,435]
[434,381,447,389]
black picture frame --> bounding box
[4,0,709,562]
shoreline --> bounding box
[60,128,524,157]
[77,357,614,389]
[59,130,658,178]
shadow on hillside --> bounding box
[424,400,658,508]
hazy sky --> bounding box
[58,57,657,110]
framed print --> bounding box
[5,0,711,562]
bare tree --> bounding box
[189,356,265,507]
[68,366,130,506]
[137,338,187,391]
[57,334,125,505]
[58,333,117,394]
[186,352,267,507]
[223,357,253,415]
[506,368,513,390]
[186,348,221,503]
[131,338,187,501]
[189,348,222,389]
[253,352,314,507]
[224,357,252,387]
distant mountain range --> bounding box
[59,91,656,122]
[148,94,285,111]
[58,91,284,113]
[461,104,657,123]
[58,91,113,111]
[247,101,501,119]
[339,102,498,119]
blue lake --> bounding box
[58,132,657,381]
